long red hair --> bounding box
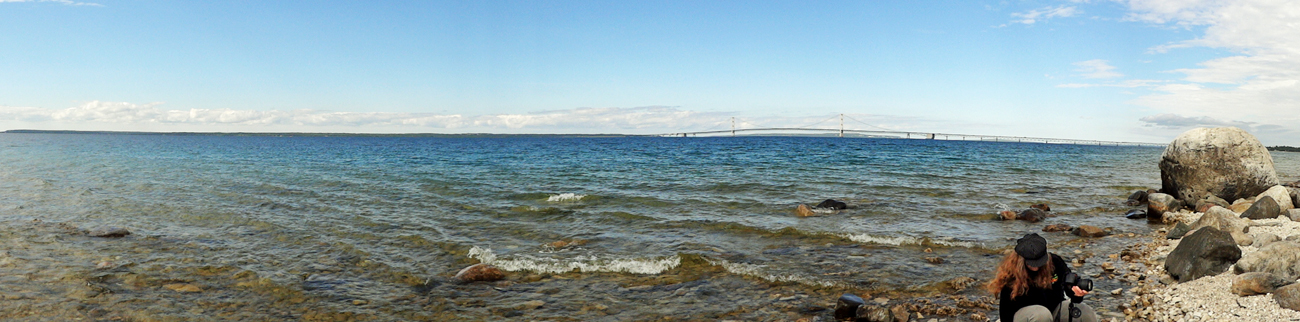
[985,250,1054,299]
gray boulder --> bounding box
[1235,241,1300,280]
[1159,127,1279,205]
[1167,221,1192,240]
[1275,283,1300,311]
[1147,193,1177,223]
[1190,206,1253,245]
[1165,226,1242,282]
[1259,185,1296,212]
[1242,196,1283,220]
[1232,272,1293,296]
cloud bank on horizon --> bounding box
[1,0,1297,145]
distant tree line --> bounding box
[1269,146,1300,152]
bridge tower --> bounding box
[839,114,844,138]
[731,117,735,137]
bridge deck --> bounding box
[653,128,1164,147]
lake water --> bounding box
[1,133,1296,320]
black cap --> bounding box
[1015,233,1050,268]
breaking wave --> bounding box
[467,246,678,274]
[841,233,985,249]
[546,193,585,202]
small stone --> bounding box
[1042,224,1071,232]
[1072,225,1107,237]
[1111,288,1123,295]
[352,299,368,305]
[924,257,943,264]
[163,283,202,293]
[87,227,131,238]
[522,300,545,310]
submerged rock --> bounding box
[1031,203,1051,212]
[816,199,848,210]
[1042,224,1072,232]
[1016,208,1048,223]
[87,227,131,238]
[1164,226,1241,282]
[455,263,505,283]
[795,204,816,217]
[1071,225,1107,238]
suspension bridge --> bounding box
[653,114,1166,147]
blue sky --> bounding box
[2,1,1298,145]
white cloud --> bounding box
[1009,5,1080,25]
[1120,0,1300,131]
[1073,59,1124,78]
[0,101,969,135]
[1056,79,1166,88]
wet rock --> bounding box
[1042,224,1072,232]
[163,283,202,293]
[1016,208,1048,223]
[1166,221,1192,240]
[924,257,943,264]
[547,239,588,249]
[352,299,369,305]
[1164,226,1241,282]
[1126,190,1148,206]
[795,204,816,217]
[834,293,866,320]
[1231,272,1293,296]
[1159,127,1280,204]
[999,210,1016,221]
[87,227,131,238]
[890,305,910,322]
[1234,241,1300,280]
[454,263,505,283]
[1071,225,1107,238]
[1124,209,1147,219]
[1277,284,1300,311]
[816,199,848,210]
[1242,196,1283,220]
[1031,203,1051,212]
[1147,193,1176,223]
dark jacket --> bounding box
[998,253,1084,320]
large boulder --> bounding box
[1234,241,1300,280]
[1159,127,1279,205]
[1232,272,1293,296]
[1147,193,1177,223]
[1165,226,1242,282]
[1241,196,1283,220]
[1189,206,1254,245]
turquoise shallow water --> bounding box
[0,133,1190,291]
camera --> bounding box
[1062,272,1093,292]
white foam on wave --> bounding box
[704,258,840,288]
[467,246,678,274]
[546,193,585,202]
[841,233,983,248]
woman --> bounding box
[986,233,1098,322]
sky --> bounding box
[1,0,1298,145]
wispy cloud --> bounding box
[0,102,968,135]
[0,0,102,6]
[1138,113,1254,129]
[1072,59,1123,78]
[1056,79,1166,88]
[1007,5,1079,25]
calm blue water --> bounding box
[0,133,1194,293]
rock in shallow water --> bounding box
[1042,224,1071,232]
[1071,225,1107,238]
[454,263,505,283]
[87,227,131,238]
[1124,209,1147,219]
